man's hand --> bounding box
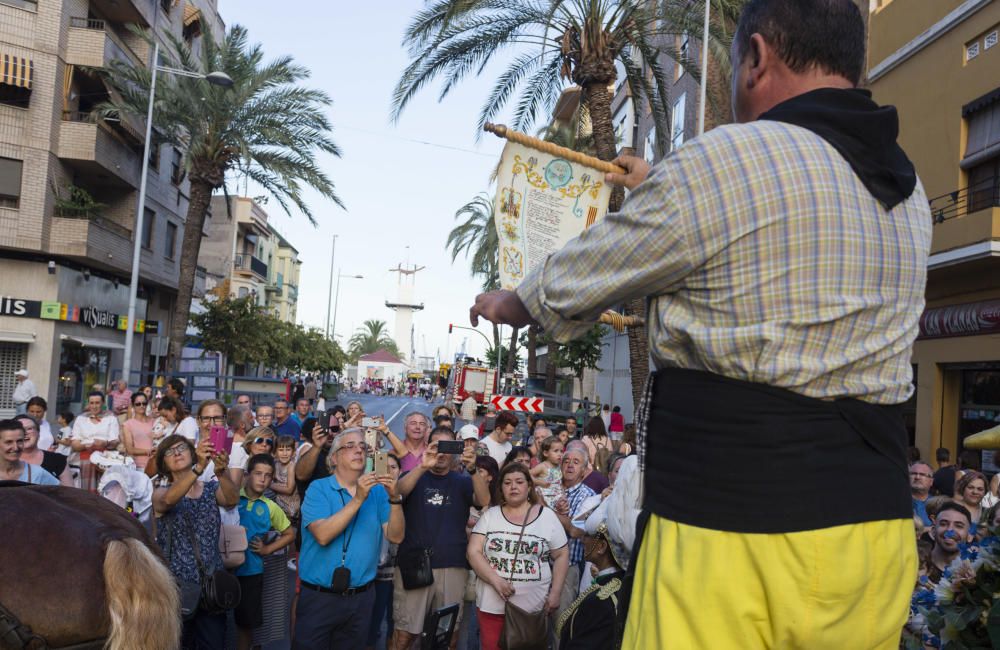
[470,290,536,328]
[377,475,399,500]
[421,442,441,470]
[354,473,378,503]
[312,427,330,448]
[460,445,477,472]
[605,154,651,191]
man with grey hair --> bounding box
[397,411,430,473]
[226,405,253,447]
[296,427,404,649]
[552,445,596,627]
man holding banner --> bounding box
[470,0,930,647]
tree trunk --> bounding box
[167,178,215,372]
[583,81,650,414]
[527,326,538,379]
[545,342,558,394]
[505,326,519,374]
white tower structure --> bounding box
[386,263,424,364]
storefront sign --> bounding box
[919,299,1000,339]
[0,295,158,333]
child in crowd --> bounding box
[236,454,295,650]
[271,435,300,570]
[532,436,565,506]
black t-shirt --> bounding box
[932,465,957,497]
[399,470,474,569]
[41,450,66,479]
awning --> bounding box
[60,334,126,350]
[961,99,1000,170]
[1,53,33,90]
[0,331,35,344]
[183,3,202,27]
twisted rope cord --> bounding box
[484,123,626,175]
[599,310,643,332]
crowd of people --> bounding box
[5,372,641,650]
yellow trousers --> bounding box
[622,515,916,649]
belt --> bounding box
[301,580,373,596]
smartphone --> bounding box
[374,451,389,476]
[324,409,340,431]
[365,428,379,454]
[436,439,465,455]
[209,424,232,454]
[362,416,379,428]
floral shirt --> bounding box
[156,480,223,583]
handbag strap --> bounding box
[506,504,536,582]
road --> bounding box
[332,391,443,433]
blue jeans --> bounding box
[294,585,375,650]
[181,610,226,649]
[367,579,394,646]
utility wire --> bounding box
[336,124,497,158]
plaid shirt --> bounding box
[518,120,932,406]
[565,481,596,566]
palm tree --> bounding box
[99,25,343,371]
[394,0,743,409]
[348,320,401,362]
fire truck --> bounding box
[445,357,497,408]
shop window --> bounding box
[57,342,109,415]
[164,221,177,260]
[0,157,22,209]
[0,342,27,411]
[142,208,155,250]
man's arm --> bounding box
[296,428,329,481]
[397,442,440,498]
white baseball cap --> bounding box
[15,369,28,378]
[459,424,480,441]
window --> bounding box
[141,209,155,250]
[986,31,998,50]
[237,287,249,299]
[0,157,22,209]
[644,126,658,164]
[0,85,30,109]
[671,93,687,152]
[160,0,171,14]
[968,41,981,61]
[613,98,635,149]
[164,221,177,259]
[677,33,690,80]
[148,141,160,173]
[0,0,37,10]
[170,148,185,186]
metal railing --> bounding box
[62,109,144,148]
[928,175,1000,224]
[70,16,105,29]
[68,16,143,66]
[54,207,132,240]
[234,254,268,278]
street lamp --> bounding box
[330,269,364,343]
[121,41,233,385]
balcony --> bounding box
[58,112,141,188]
[234,254,268,280]
[927,177,1000,269]
[66,18,143,68]
[286,283,298,302]
[49,210,132,273]
[88,0,154,28]
[265,282,282,296]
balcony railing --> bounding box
[70,16,105,29]
[55,206,131,240]
[929,175,1000,224]
[234,254,268,278]
[62,110,144,148]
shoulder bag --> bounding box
[397,483,434,590]
[164,518,202,621]
[188,524,241,615]
[219,522,248,569]
[499,505,549,650]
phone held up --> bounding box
[436,440,465,455]
[324,409,341,433]
[374,451,389,476]
[361,416,379,429]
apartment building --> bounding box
[867,0,1000,463]
[0,0,223,415]
[201,195,301,324]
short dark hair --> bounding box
[58,411,75,425]
[158,395,186,419]
[503,446,533,468]
[936,447,951,463]
[154,434,196,479]
[168,378,185,397]
[734,0,865,86]
[0,419,25,435]
[247,453,276,474]
[433,414,453,427]
[87,390,105,401]
[495,412,518,430]
[26,396,47,411]
[275,435,297,449]
[936,502,972,526]
[430,426,455,442]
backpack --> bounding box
[593,438,613,474]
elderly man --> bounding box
[552,447,597,623]
[108,380,132,423]
[227,405,254,447]
[272,399,300,439]
[295,428,404,649]
[470,0,929,645]
[291,398,312,430]
[11,370,36,415]
[396,412,430,473]
[911,462,935,528]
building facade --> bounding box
[868,0,1000,464]
[0,0,223,415]
[201,195,301,323]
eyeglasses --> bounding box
[164,444,189,458]
[251,437,275,447]
[338,442,370,453]
[199,416,226,424]
[909,472,934,479]
[134,401,147,406]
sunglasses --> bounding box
[251,437,275,447]
[134,401,147,406]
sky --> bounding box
[216,0,525,365]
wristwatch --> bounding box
[388,497,403,505]
[192,465,205,476]
[467,466,477,475]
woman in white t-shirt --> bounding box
[468,462,569,650]
[151,396,198,444]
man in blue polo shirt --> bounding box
[272,399,302,441]
[235,454,295,650]
[295,428,404,650]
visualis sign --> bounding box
[0,296,158,333]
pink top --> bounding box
[110,389,133,415]
[399,445,426,473]
[609,412,624,433]
[124,417,154,469]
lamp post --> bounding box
[121,41,233,386]
[324,234,338,338]
[697,0,711,136]
[330,269,363,343]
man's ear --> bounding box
[746,33,770,89]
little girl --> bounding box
[531,437,565,506]
[271,436,300,522]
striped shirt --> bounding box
[565,481,596,566]
[517,121,932,405]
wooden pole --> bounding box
[484,123,626,175]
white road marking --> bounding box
[385,401,413,426]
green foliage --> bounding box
[446,193,499,292]
[347,320,401,363]
[51,184,107,217]
[552,325,606,382]
[485,343,522,372]
[97,23,343,219]
[190,296,344,373]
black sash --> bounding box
[644,368,911,533]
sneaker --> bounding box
[287,558,297,571]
